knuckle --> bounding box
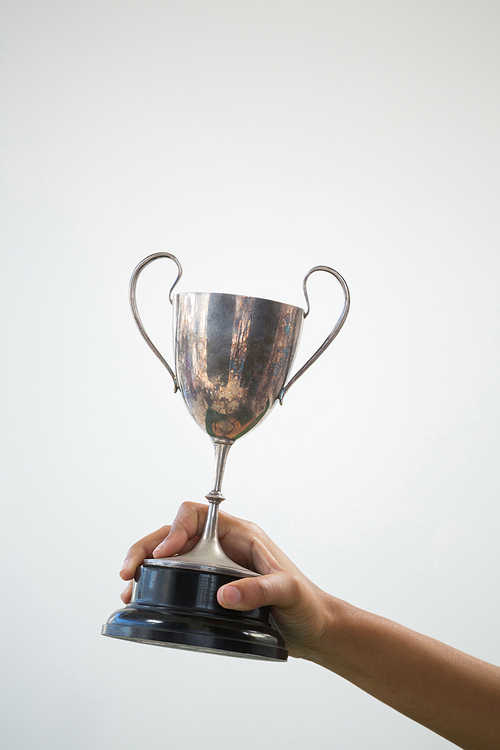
[251,575,272,602]
[175,502,206,530]
[285,574,302,601]
[154,524,170,537]
[242,519,264,539]
[126,542,142,558]
[178,501,204,514]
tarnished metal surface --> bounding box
[174,291,304,441]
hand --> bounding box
[119,502,500,749]
[119,501,333,659]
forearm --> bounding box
[305,596,500,750]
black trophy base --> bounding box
[102,563,288,662]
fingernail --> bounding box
[120,558,130,572]
[220,585,241,607]
[152,544,163,556]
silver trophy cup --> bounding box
[102,253,350,660]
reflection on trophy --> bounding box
[102,253,350,660]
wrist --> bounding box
[299,592,357,671]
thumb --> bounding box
[217,570,297,612]
[217,538,301,612]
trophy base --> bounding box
[102,563,288,662]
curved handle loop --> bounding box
[129,252,183,393]
[279,265,350,404]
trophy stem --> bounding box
[200,498,221,544]
[205,437,234,502]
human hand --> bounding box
[119,503,500,749]
[119,501,333,659]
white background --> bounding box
[1,1,499,748]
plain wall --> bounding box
[1,2,499,748]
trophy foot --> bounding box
[101,564,288,661]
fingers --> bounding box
[119,502,211,581]
[120,502,300,610]
[151,502,208,559]
[121,580,133,604]
[119,524,171,580]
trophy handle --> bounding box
[129,252,183,393]
[279,265,350,404]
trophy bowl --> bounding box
[102,253,350,660]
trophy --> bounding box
[102,253,350,660]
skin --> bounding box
[120,502,500,750]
